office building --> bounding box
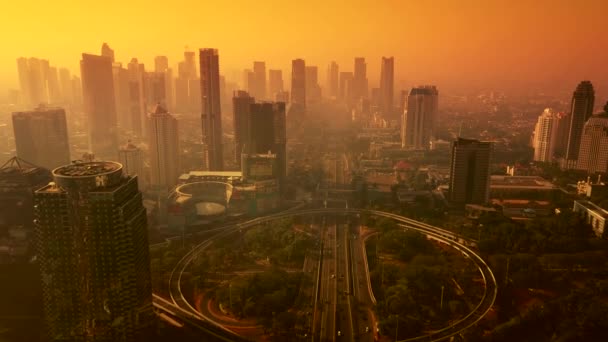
[80,53,118,160]
[576,109,608,174]
[34,161,154,341]
[148,105,179,191]
[339,71,354,103]
[327,61,339,99]
[250,61,266,100]
[232,91,255,167]
[119,140,146,190]
[127,58,147,137]
[101,42,115,62]
[401,86,439,149]
[305,66,321,105]
[290,59,306,109]
[353,57,368,100]
[12,106,70,170]
[379,57,394,115]
[448,138,493,206]
[268,69,283,99]
[199,48,223,171]
[564,81,595,168]
[0,156,52,232]
[16,57,49,106]
[249,102,286,193]
[532,108,567,162]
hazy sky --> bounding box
[2,0,608,95]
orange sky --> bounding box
[2,0,608,94]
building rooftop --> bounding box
[490,175,557,190]
[53,161,121,177]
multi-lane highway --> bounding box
[158,207,497,342]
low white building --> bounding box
[573,200,608,237]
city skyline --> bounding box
[2,1,608,100]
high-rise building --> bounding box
[401,86,439,149]
[34,161,154,341]
[339,71,354,103]
[58,68,73,105]
[12,106,70,170]
[564,81,595,168]
[268,69,283,99]
[290,59,306,109]
[119,140,146,190]
[47,67,62,104]
[175,50,198,113]
[305,66,321,105]
[154,56,173,111]
[154,56,169,73]
[327,61,339,99]
[127,58,147,137]
[532,108,566,162]
[448,138,492,206]
[112,63,131,130]
[576,104,608,174]
[148,105,179,190]
[249,102,286,193]
[101,42,115,63]
[232,90,255,167]
[199,48,223,171]
[0,157,52,233]
[353,57,368,100]
[145,72,167,108]
[251,61,266,100]
[17,57,49,106]
[379,57,394,115]
[80,53,118,160]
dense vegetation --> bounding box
[366,218,481,339]
[461,211,608,341]
[215,268,302,333]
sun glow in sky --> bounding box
[2,0,608,94]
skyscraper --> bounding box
[119,140,146,190]
[17,57,49,106]
[290,59,306,109]
[12,106,70,170]
[34,161,154,341]
[339,71,354,102]
[101,42,115,62]
[251,61,267,100]
[576,104,608,174]
[199,48,223,171]
[0,157,52,235]
[154,56,169,73]
[249,102,287,193]
[327,61,339,99]
[80,53,118,160]
[305,66,321,105]
[532,108,566,162]
[448,138,492,206]
[148,105,179,190]
[564,81,595,168]
[401,86,439,149]
[127,58,147,137]
[232,90,255,166]
[379,57,394,115]
[268,69,283,99]
[353,57,368,100]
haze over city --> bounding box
[2,0,608,99]
[2,1,608,342]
